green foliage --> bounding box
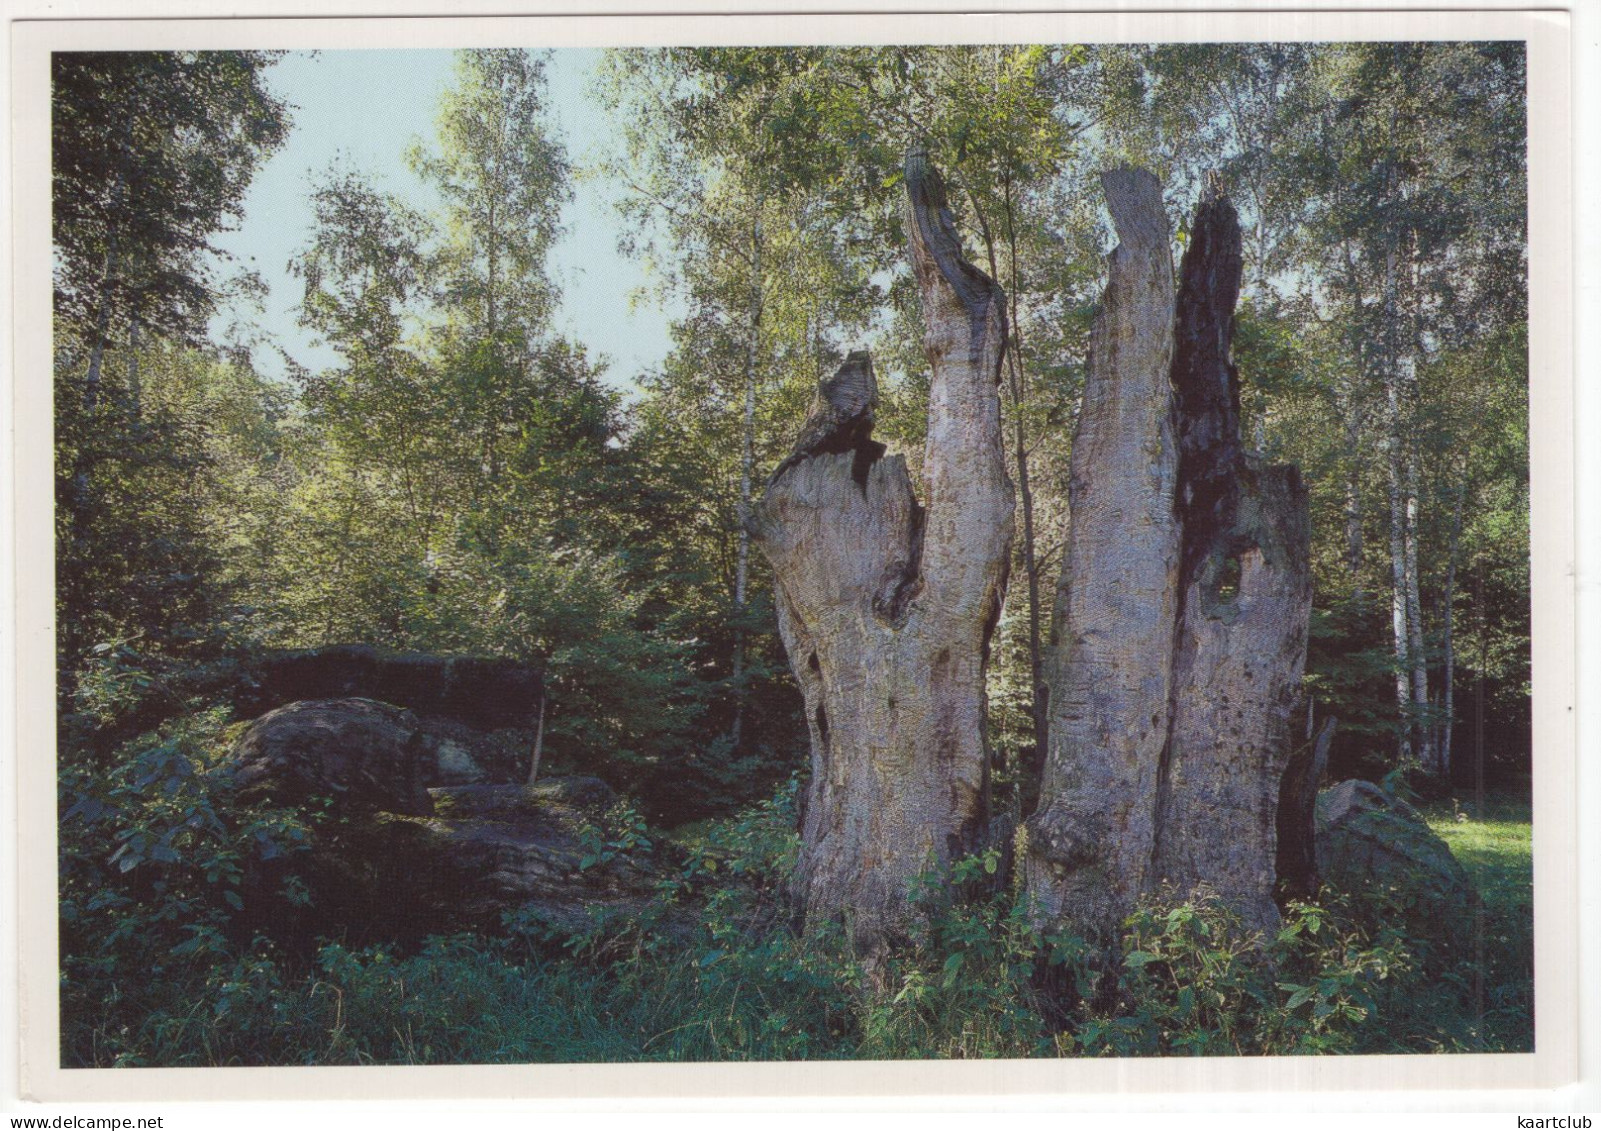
[1070,892,1408,1057]
[58,708,318,1066]
[575,801,655,870]
[52,50,290,344]
[59,774,1532,1066]
[53,43,1534,1069]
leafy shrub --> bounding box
[58,708,318,1065]
[855,848,1072,1058]
[1068,889,1410,1057]
[58,768,1528,1066]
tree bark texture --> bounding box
[1024,168,1182,937]
[750,151,1014,954]
[1025,173,1312,941]
[1151,185,1314,934]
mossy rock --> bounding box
[1314,779,1478,961]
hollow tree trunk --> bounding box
[750,151,1013,956]
[1151,185,1313,934]
[1025,173,1312,942]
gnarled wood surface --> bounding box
[1152,188,1313,931]
[1024,168,1182,937]
[1026,173,1312,942]
[750,152,1013,955]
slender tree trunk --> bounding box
[967,176,1046,803]
[1404,442,1433,772]
[1385,388,1415,765]
[1381,228,1421,767]
[83,301,112,416]
[1475,561,1486,812]
[1439,476,1466,779]
[83,109,134,417]
[1002,174,1050,800]
[527,688,547,787]
[1026,173,1312,941]
[730,216,763,753]
[1336,239,1367,600]
[126,318,141,417]
[750,152,1013,958]
[1386,371,1433,772]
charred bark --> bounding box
[1025,173,1312,942]
[750,152,1013,957]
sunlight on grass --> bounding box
[1426,794,1532,914]
[1419,793,1534,1052]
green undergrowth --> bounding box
[1417,794,1535,1052]
[59,749,1535,1066]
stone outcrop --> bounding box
[223,699,662,949]
[235,644,542,731]
[226,697,525,812]
[1314,778,1477,954]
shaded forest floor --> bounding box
[61,781,1535,1066]
[1422,793,1535,1052]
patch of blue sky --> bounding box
[207,47,678,397]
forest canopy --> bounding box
[50,41,1532,1066]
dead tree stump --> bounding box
[750,151,1014,956]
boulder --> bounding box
[398,783,660,933]
[227,698,437,815]
[1314,778,1477,956]
[226,698,532,816]
[223,699,660,948]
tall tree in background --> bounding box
[277,50,699,794]
[52,52,289,390]
[52,51,289,684]
[599,48,881,763]
[1282,42,1527,777]
[409,49,573,525]
[604,45,1101,807]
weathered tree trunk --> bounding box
[750,151,1013,956]
[1024,168,1182,938]
[1151,185,1313,934]
[1025,172,1312,942]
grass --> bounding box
[1416,791,1534,1052]
[1425,793,1533,913]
